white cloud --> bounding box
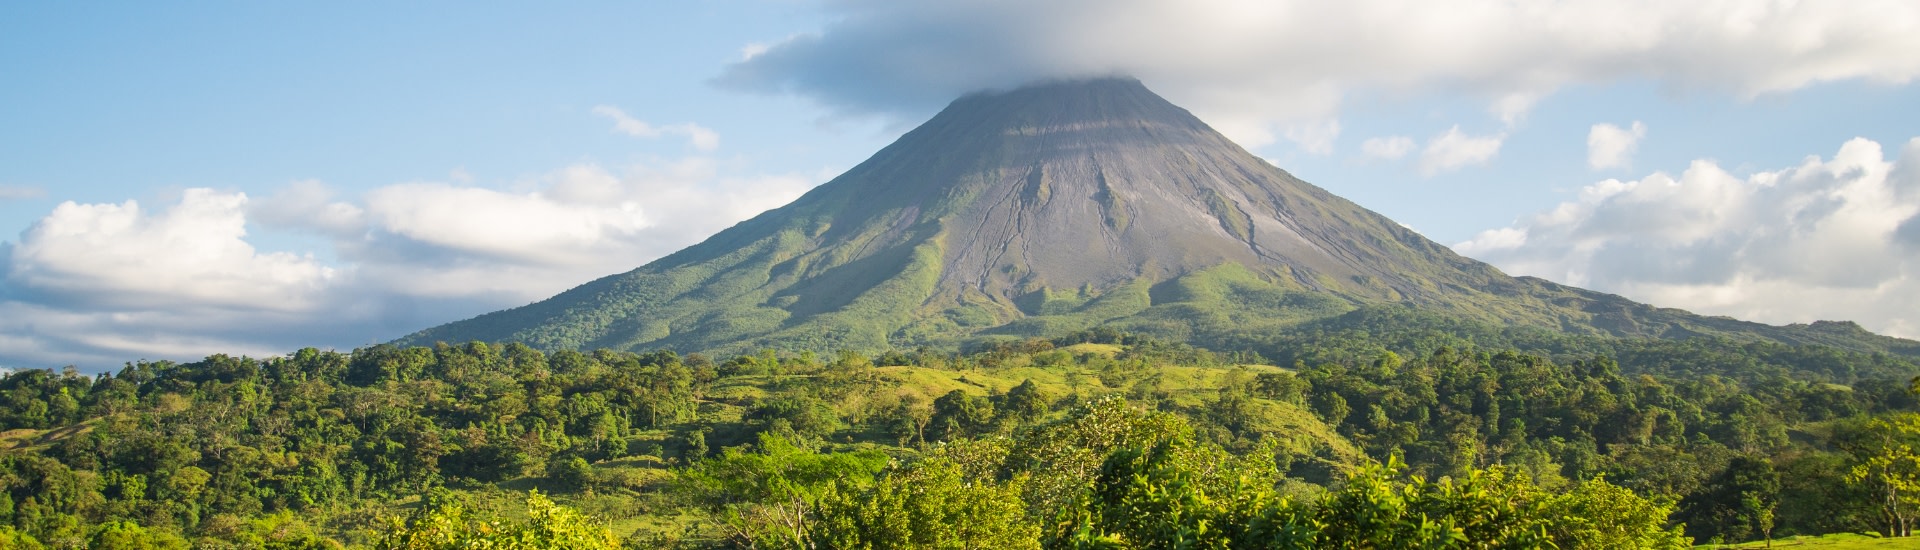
[0,157,821,370]
[364,181,649,265]
[249,179,367,237]
[1419,126,1505,175]
[1588,121,1647,170]
[340,160,816,304]
[6,189,337,311]
[1492,92,1542,127]
[741,42,771,60]
[0,185,45,201]
[718,0,1920,146]
[1282,119,1340,155]
[1456,137,1920,338]
[1360,136,1415,160]
[591,105,721,151]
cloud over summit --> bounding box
[719,0,1920,148]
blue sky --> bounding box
[4,1,1919,370]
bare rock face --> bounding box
[395,78,1917,357]
[760,78,1494,311]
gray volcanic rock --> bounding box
[395,78,1918,357]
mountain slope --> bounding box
[397,78,1918,358]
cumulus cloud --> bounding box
[364,181,650,265]
[1360,136,1415,161]
[718,0,1920,147]
[1419,126,1505,175]
[1456,137,1920,339]
[0,158,819,370]
[591,105,721,151]
[6,189,337,311]
[355,158,813,281]
[0,185,45,201]
[1588,121,1647,170]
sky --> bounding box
[4,1,1919,371]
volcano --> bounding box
[397,78,1917,357]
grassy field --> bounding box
[1699,533,1911,549]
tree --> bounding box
[374,490,618,550]
[1677,455,1779,543]
[1542,476,1691,550]
[1744,494,1774,549]
[1000,380,1052,425]
[1843,413,1920,537]
[684,429,710,462]
[1057,436,1283,549]
[0,526,45,550]
[678,434,889,549]
[87,521,190,550]
[929,390,995,442]
[547,456,593,492]
[814,455,1038,549]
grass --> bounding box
[1698,533,1910,549]
[0,417,99,453]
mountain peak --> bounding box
[396,80,1918,358]
[935,76,1213,148]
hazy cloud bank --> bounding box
[1457,136,1920,339]
[0,185,46,201]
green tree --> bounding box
[1843,413,1920,537]
[547,456,593,492]
[1541,476,1690,550]
[88,521,191,550]
[1677,455,1779,543]
[929,390,996,442]
[374,490,618,550]
[814,455,1038,549]
[1001,380,1052,425]
[679,434,889,549]
[0,526,45,550]
[1055,436,1281,549]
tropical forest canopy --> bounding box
[1,322,1919,548]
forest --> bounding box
[1,327,1918,548]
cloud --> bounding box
[1588,121,1647,170]
[353,159,813,277]
[363,181,650,265]
[1456,136,1920,338]
[591,105,721,151]
[6,189,337,311]
[741,42,772,61]
[0,185,45,201]
[248,179,367,237]
[1360,136,1415,160]
[0,158,820,370]
[717,0,1920,146]
[1282,119,1341,155]
[1419,126,1505,175]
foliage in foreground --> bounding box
[374,490,619,550]
[690,399,1688,549]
